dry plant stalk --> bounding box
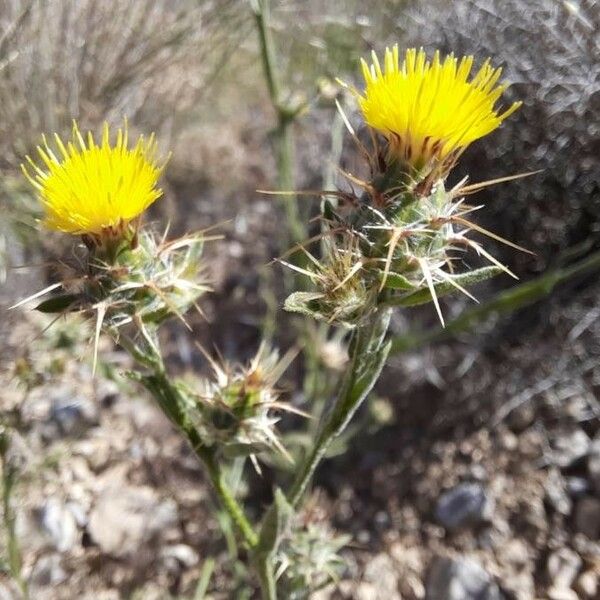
[0,0,245,167]
[14,44,525,600]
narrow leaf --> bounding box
[390,266,502,308]
[35,294,79,313]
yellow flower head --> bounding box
[22,122,164,236]
[358,46,521,173]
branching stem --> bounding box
[288,308,392,508]
[125,333,259,549]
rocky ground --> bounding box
[1,253,598,599]
[1,0,599,592]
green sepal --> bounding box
[392,266,502,307]
[283,291,325,319]
[378,271,415,290]
[283,291,361,329]
[35,294,80,313]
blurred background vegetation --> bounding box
[1,1,599,599]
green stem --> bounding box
[256,556,277,600]
[0,433,28,599]
[390,249,600,354]
[288,308,392,508]
[251,0,305,246]
[130,344,259,549]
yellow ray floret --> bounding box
[22,121,164,235]
[358,46,521,170]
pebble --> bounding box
[547,548,581,590]
[46,393,97,438]
[29,553,67,587]
[575,570,599,599]
[549,429,590,468]
[39,498,79,552]
[507,402,535,432]
[354,582,381,600]
[160,544,199,569]
[88,484,178,557]
[545,469,572,516]
[565,476,589,499]
[574,497,600,539]
[435,483,493,530]
[363,553,400,598]
[547,587,579,600]
[587,436,600,496]
[426,556,501,600]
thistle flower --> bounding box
[282,43,528,326]
[283,237,373,328]
[22,121,164,243]
[188,345,301,468]
[356,46,521,175]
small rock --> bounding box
[499,539,530,567]
[46,393,97,438]
[575,570,598,598]
[426,556,501,600]
[435,483,493,530]
[500,430,519,451]
[29,553,67,587]
[66,501,88,527]
[547,548,581,590]
[547,587,579,600]
[355,582,379,600]
[160,544,199,568]
[363,553,400,599]
[0,580,19,600]
[96,379,120,407]
[545,469,572,515]
[507,402,535,432]
[39,498,78,552]
[587,436,600,496]
[574,497,600,539]
[566,476,589,499]
[468,464,487,481]
[549,429,590,469]
[88,484,178,557]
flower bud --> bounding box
[187,345,299,465]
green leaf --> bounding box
[391,266,502,307]
[322,199,336,221]
[222,442,270,459]
[257,488,293,558]
[35,294,79,313]
[193,558,215,600]
[326,310,392,439]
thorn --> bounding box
[9,282,63,310]
[419,258,445,327]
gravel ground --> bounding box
[1,252,598,599]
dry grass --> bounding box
[0,0,247,168]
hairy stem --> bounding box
[0,433,28,599]
[390,248,600,354]
[288,308,392,508]
[251,0,305,246]
[256,556,277,600]
[125,335,259,549]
